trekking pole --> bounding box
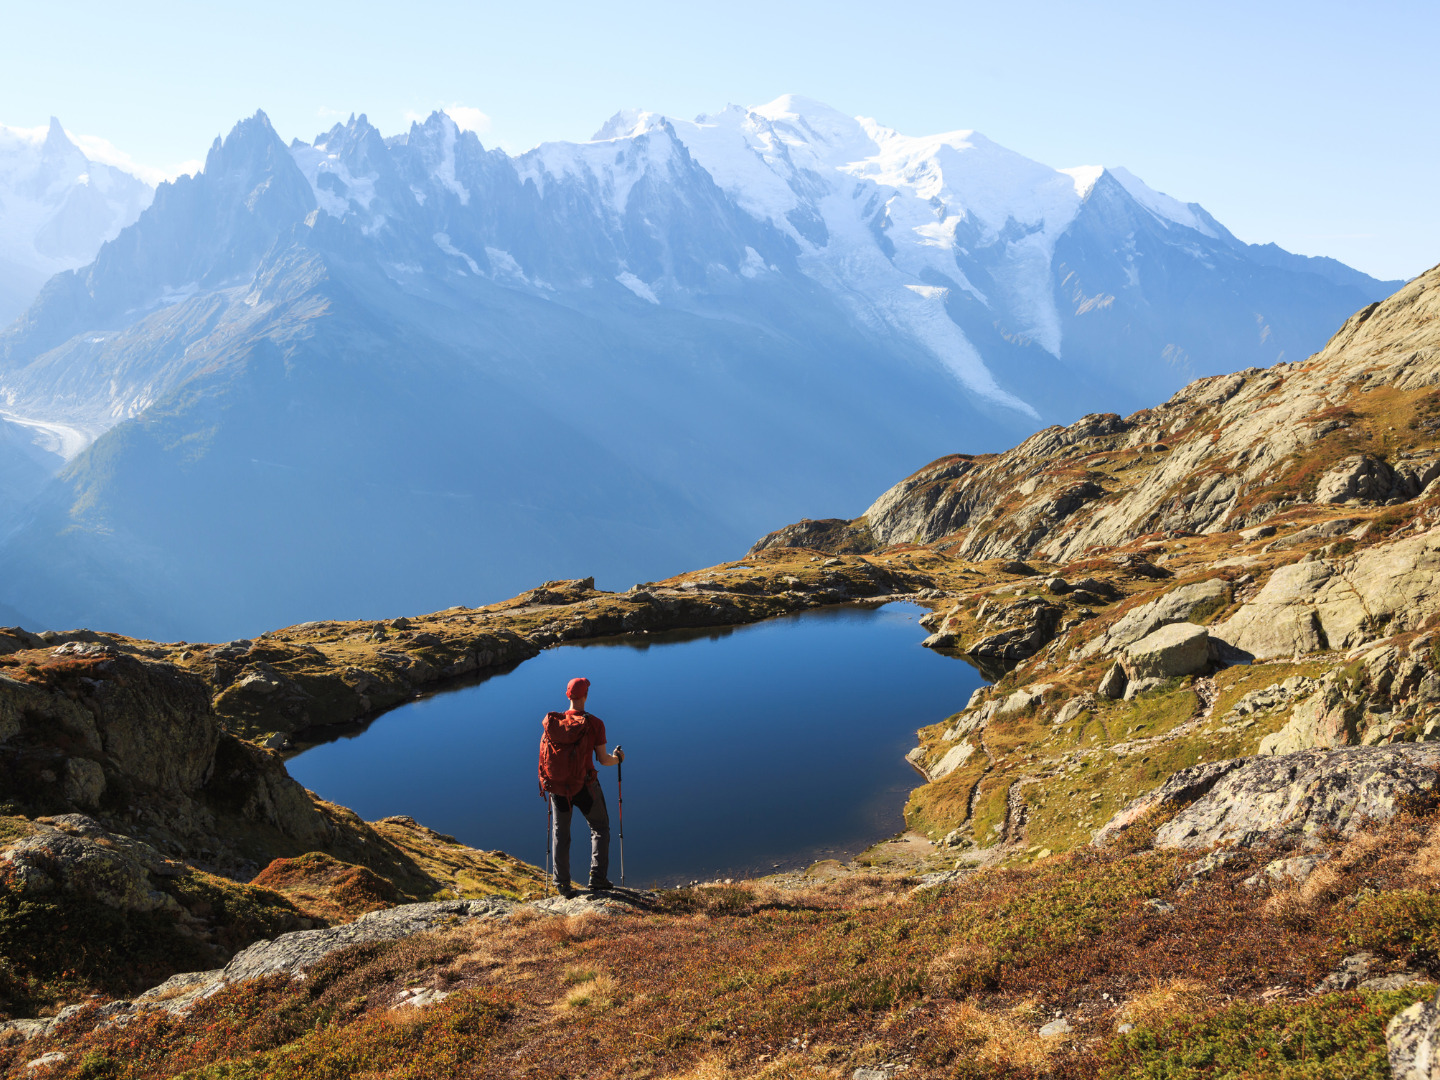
[544,793,553,898]
[615,745,625,887]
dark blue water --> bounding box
[287,602,983,885]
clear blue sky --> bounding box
[4,0,1435,280]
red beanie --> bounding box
[566,677,591,699]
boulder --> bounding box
[1053,694,1095,725]
[1146,745,1440,849]
[1070,577,1119,598]
[1122,622,1210,681]
[919,740,976,782]
[1387,994,1440,1080]
[1098,661,1128,700]
[997,684,1051,716]
[1315,454,1396,504]
[1079,578,1228,660]
[1239,524,1277,541]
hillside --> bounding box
[3,268,1440,1076]
[0,101,1399,642]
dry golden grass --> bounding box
[665,1054,736,1080]
[942,998,1061,1073]
[560,964,598,986]
[1410,820,1440,880]
[929,941,1002,995]
[539,910,606,944]
[557,971,617,1012]
[1119,978,1213,1029]
[751,1051,838,1079]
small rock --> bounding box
[999,560,1038,577]
[1045,576,1071,594]
[396,987,451,1008]
[913,870,967,892]
[1144,898,1176,914]
[1054,694,1096,725]
[1039,1018,1071,1037]
[1098,661,1128,699]
[25,1052,67,1070]
[1117,1022,1135,1034]
[1243,853,1327,890]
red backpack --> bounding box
[538,710,593,797]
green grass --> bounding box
[1105,989,1432,1080]
[1347,889,1440,964]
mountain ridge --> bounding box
[0,101,1407,640]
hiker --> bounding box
[539,676,625,897]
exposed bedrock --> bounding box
[1095,745,1440,850]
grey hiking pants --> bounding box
[550,779,610,888]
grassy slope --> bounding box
[11,797,1440,1078]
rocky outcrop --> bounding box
[963,597,1062,671]
[747,517,874,556]
[1257,680,1363,756]
[1079,578,1229,660]
[0,815,184,914]
[1098,746,1440,850]
[0,649,331,875]
[1216,528,1440,660]
[754,266,1440,565]
[220,897,517,982]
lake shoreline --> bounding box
[285,601,984,886]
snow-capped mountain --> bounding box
[0,119,153,327]
[0,100,1402,640]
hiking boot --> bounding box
[556,882,577,899]
[588,878,615,892]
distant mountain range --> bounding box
[0,97,1405,641]
[0,118,153,326]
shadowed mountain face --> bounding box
[0,103,1403,641]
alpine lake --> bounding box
[287,602,984,886]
